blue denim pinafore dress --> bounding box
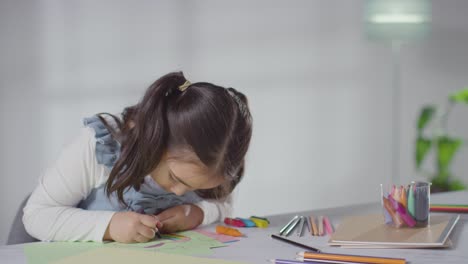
[77,115,201,214]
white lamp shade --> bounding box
[364,0,431,41]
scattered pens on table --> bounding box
[279,215,300,236]
[296,216,305,237]
[318,216,324,236]
[308,216,314,236]
[272,217,405,264]
[250,216,270,227]
[305,216,311,233]
[268,259,316,264]
[271,234,321,252]
[296,251,406,264]
[310,216,318,236]
[323,216,333,234]
[237,217,257,227]
[279,215,333,237]
[430,204,468,213]
[224,217,246,227]
[216,225,244,237]
[224,216,270,228]
[284,216,301,236]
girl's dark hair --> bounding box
[99,72,252,204]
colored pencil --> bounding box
[308,216,314,235]
[297,251,406,264]
[305,215,311,233]
[318,216,324,236]
[430,204,468,213]
[295,258,363,264]
[271,234,321,252]
[269,259,322,264]
[400,186,407,207]
[431,204,468,207]
[270,259,344,264]
[310,216,318,236]
[323,216,333,235]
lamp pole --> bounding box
[364,0,431,184]
[391,40,402,184]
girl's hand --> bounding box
[104,211,162,243]
[155,204,204,233]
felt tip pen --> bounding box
[250,217,269,228]
[296,216,305,237]
[251,215,270,223]
[237,217,257,227]
[152,215,162,238]
[284,216,302,236]
[271,234,321,252]
[224,217,246,227]
[155,230,162,239]
[322,216,333,235]
[268,259,324,264]
[279,215,300,235]
[296,251,406,264]
[216,225,244,237]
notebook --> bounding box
[328,214,460,248]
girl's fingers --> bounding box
[155,210,176,222]
[137,224,156,240]
[139,214,158,228]
[156,220,163,229]
[134,233,151,243]
[158,217,182,233]
[153,215,163,229]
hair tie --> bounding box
[178,80,191,92]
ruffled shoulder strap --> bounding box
[83,115,121,168]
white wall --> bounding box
[1,0,468,245]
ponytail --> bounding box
[104,72,188,205]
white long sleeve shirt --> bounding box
[23,127,232,242]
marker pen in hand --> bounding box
[153,216,163,239]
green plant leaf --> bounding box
[416,137,431,169]
[448,179,466,191]
[431,173,450,192]
[436,136,462,172]
[416,106,435,131]
[449,88,468,103]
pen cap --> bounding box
[237,218,257,227]
[249,217,269,228]
[224,217,246,227]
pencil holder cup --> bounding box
[380,181,431,228]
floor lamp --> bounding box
[364,0,431,184]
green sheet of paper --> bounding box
[24,242,102,264]
[52,247,246,264]
[108,230,226,255]
[24,230,228,263]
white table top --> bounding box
[2,191,467,264]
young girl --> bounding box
[23,72,252,243]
